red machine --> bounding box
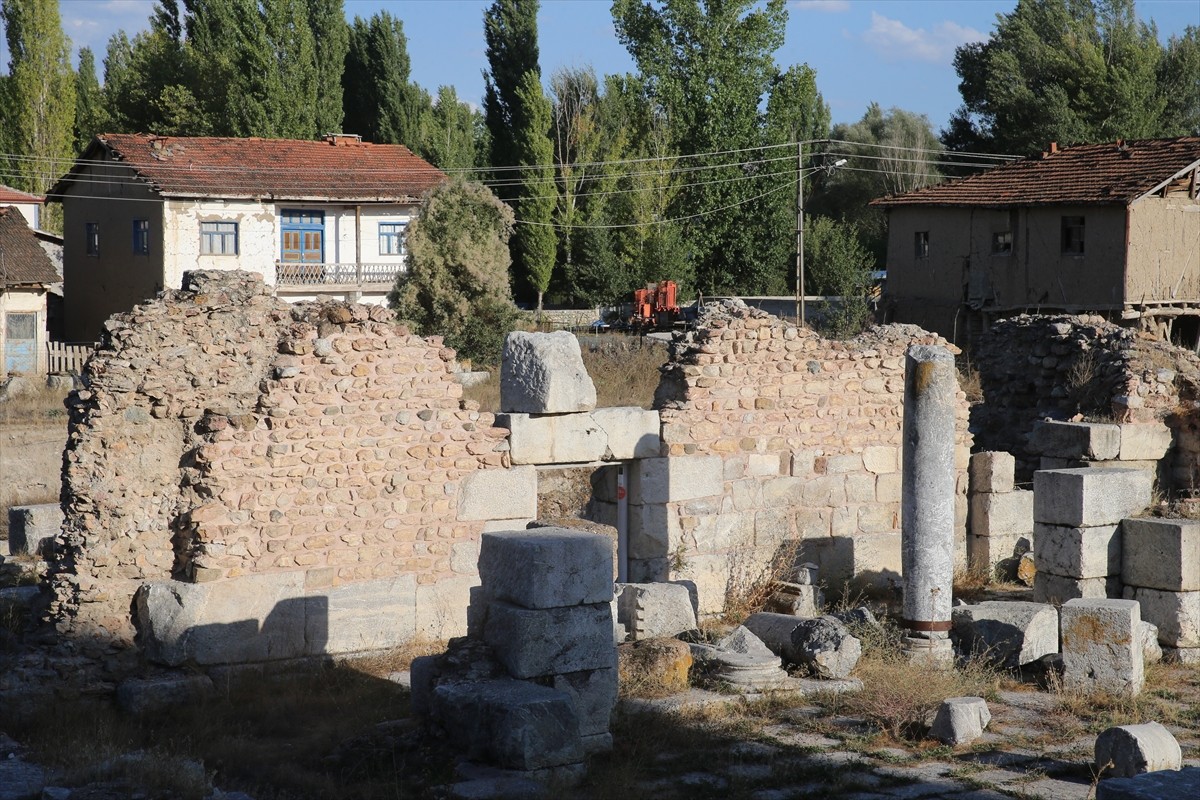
[630,280,682,331]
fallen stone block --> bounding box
[1033,468,1152,528]
[615,582,696,641]
[763,581,823,618]
[591,407,660,460]
[433,679,584,771]
[743,613,861,679]
[951,601,1058,669]
[969,451,1015,494]
[1030,420,1121,460]
[689,626,790,690]
[929,696,991,746]
[1095,721,1182,779]
[1122,586,1200,648]
[1034,572,1119,604]
[1117,422,1172,462]
[458,466,538,522]
[630,455,724,504]
[1096,766,1200,800]
[1121,518,1200,592]
[1061,599,1144,696]
[496,413,607,465]
[1138,620,1163,665]
[116,673,215,716]
[479,530,613,610]
[617,638,692,695]
[970,490,1033,537]
[1034,522,1121,579]
[500,331,596,414]
[6,503,62,557]
[483,601,615,679]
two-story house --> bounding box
[872,137,1200,347]
[51,133,446,342]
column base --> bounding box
[901,636,955,668]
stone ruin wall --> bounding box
[971,314,1200,491]
[49,271,510,655]
[608,303,972,610]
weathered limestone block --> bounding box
[1033,468,1152,528]
[1138,620,1163,664]
[951,601,1058,669]
[970,490,1034,537]
[416,576,473,641]
[1096,766,1200,800]
[497,413,607,465]
[432,678,583,771]
[627,503,680,562]
[1095,722,1182,779]
[591,407,661,460]
[743,612,861,679]
[479,530,613,610]
[6,503,62,557]
[320,576,419,653]
[483,601,615,679]
[1121,518,1200,592]
[1061,599,1144,696]
[764,581,823,618]
[1034,522,1121,579]
[500,331,596,414]
[967,532,1032,578]
[1030,420,1121,461]
[116,674,215,716]
[458,466,538,522]
[799,531,902,591]
[970,451,1015,494]
[542,668,618,738]
[1122,586,1200,648]
[930,697,991,746]
[631,456,724,504]
[615,582,697,641]
[1117,422,1173,462]
[1034,572,1119,604]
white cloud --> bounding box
[792,0,851,11]
[861,12,984,63]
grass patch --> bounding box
[0,384,70,426]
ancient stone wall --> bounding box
[970,314,1200,489]
[599,302,973,612]
[49,271,510,658]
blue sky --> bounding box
[34,0,1200,132]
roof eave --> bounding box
[159,191,426,204]
[1132,158,1200,204]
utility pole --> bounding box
[795,140,804,327]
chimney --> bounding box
[323,133,363,146]
[1048,142,1058,154]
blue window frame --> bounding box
[281,209,324,262]
[85,222,99,256]
[379,222,406,256]
[132,219,150,255]
[200,221,239,255]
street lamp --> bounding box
[795,150,849,326]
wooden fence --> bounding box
[46,342,95,375]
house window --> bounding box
[280,209,324,262]
[379,222,406,256]
[1062,216,1085,255]
[132,219,150,255]
[85,222,99,256]
[200,221,239,255]
[914,231,929,259]
[992,231,1013,255]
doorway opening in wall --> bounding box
[1171,315,1200,352]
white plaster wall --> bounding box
[5,201,41,229]
[164,199,279,288]
[0,289,49,376]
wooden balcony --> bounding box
[274,262,407,288]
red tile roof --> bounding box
[54,133,447,203]
[872,137,1200,208]
[0,207,59,285]
[0,184,43,204]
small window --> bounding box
[914,231,929,259]
[1062,216,1085,255]
[379,222,406,256]
[200,221,239,255]
[992,230,1012,255]
[132,219,150,255]
[85,222,99,256]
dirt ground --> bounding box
[0,421,66,539]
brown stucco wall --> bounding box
[1126,196,1200,303]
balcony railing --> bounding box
[275,262,407,287]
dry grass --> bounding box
[1048,661,1200,733]
[460,333,668,413]
[956,358,983,404]
[722,537,806,625]
[0,384,70,426]
[951,567,992,603]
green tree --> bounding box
[549,66,601,275]
[1159,27,1200,136]
[612,0,791,294]
[343,11,429,145]
[307,0,348,134]
[74,46,105,151]
[423,85,486,171]
[390,180,518,366]
[512,71,557,312]
[103,26,207,136]
[482,0,540,177]
[0,0,76,196]
[803,215,874,338]
[945,0,1190,154]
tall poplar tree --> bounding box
[482,0,540,178]
[306,0,348,134]
[513,71,557,312]
[0,0,76,196]
[343,11,429,146]
[74,47,105,152]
